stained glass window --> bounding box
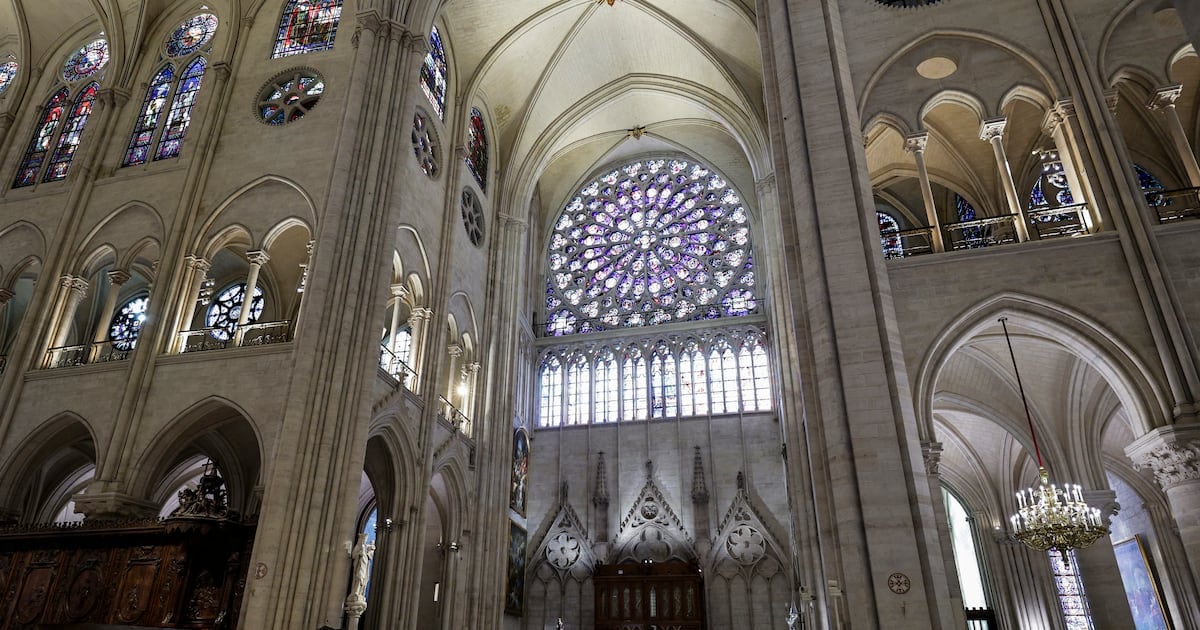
[546,158,758,336]
[109,295,149,351]
[124,66,174,166]
[272,0,343,58]
[13,89,69,188]
[360,506,378,599]
[156,58,206,160]
[412,111,439,176]
[259,71,324,124]
[466,108,488,191]
[877,212,903,259]
[1028,150,1075,210]
[43,83,99,183]
[62,39,110,82]
[166,14,218,57]
[420,26,448,119]
[536,331,769,427]
[206,283,265,341]
[1050,551,1094,629]
[0,61,18,95]
[461,188,485,246]
[955,193,989,249]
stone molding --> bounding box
[246,249,270,266]
[903,131,929,154]
[979,118,1008,142]
[1147,84,1184,111]
[920,440,942,476]
[1126,425,1200,490]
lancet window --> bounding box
[420,26,448,119]
[124,14,216,166]
[537,329,770,427]
[877,211,902,258]
[14,39,108,188]
[0,61,17,95]
[272,0,342,58]
[466,108,488,191]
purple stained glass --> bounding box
[466,108,488,191]
[420,26,448,119]
[13,88,69,188]
[62,39,109,82]
[155,58,206,160]
[0,61,17,95]
[166,14,218,57]
[43,82,99,183]
[546,158,758,336]
[272,0,342,58]
[124,65,174,166]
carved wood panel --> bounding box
[594,561,705,630]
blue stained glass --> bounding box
[62,39,109,82]
[13,88,69,188]
[272,0,342,58]
[1029,180,1047,208]
[206,283,265,341]
[466,108,488,191]
[421,26,448,119]
[0,61,17,95]
[109,295,149,351]
[956,194,989,249]
[155,58,207,160]
[877,211,903,259]
[43,82,99,183]
[956,195,976,221]
[166,14,218,57]
[1134,164,1164,192]
[124,65,174,166]
[546,158,758,335]
[361,508,378,599]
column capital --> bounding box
[464,361,481,375]
[186,255,212,274]
[211,62,233,82]
[1103,88,1120,115]
[96,87,132,109]
[106,269,131,285]
[1126,424,1200,490]
[61,275,88,295]
[903,132,929,154]
[390,283,410,299]
[1042,99,1076,135]
[920,440,943,476]
[408,307,433,322]
[1148,84,1184,111]
[1082,488,1121,527]
[0,288,14,304]
[498,213,528,230]
[979,118,1008,142]
[447,343,464,358]
[246,250,270,266]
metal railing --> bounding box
[437,395,472,435]
[378,344,418,390]
[943,214,1020,250]
[1028,203,1089,239]
[1146,187,1200,223]
[44,341,135,369]
[965,607,998,630]
[883,227,936,258]
[179,320,291,353]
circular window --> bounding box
[166,14,218,57]
[412,111,439,177]
[206,283,265,341]
[62,39,110,82]
[0,61,18,96]
[258,70,325,125]
[109,296,149,351]
[461,188,485,247]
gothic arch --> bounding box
[915,293,1170,442]
[193,174,318,253]
[0,412,98,522]
[0,221,47,286]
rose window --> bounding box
[412,111,439,177]
[545,158,758,336]
[259,70,325,125]
[461,188,485,247]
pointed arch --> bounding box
[272,0,343,58]
[123,63,174,165]
[155,56,207,161]
[13,88,70,187]
[420,24,449,119]
[0,412,99,521]
[43,81,99,183]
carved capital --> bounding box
[391,283,410,299]
[186,255,212,275]
[1148,84,1184,111]
[1042,100,1075,135]
[464,361,481,375]
[0,288,14,304]
[356,9,387,35]
[1082,489,1120,527]
[903,132,929,155]
[106,269,131,286]
[246,250,270,267]
[921,440,943,476]
[403,32,429,55]
[408,307,433,323]
[979,118,1007,142]
[1126,425,1200,490]
[1103,88,1120,114]
[211,62,233,82]
[447,343,463,358]
[96,87,131,109]
[61,275,88,296]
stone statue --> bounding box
[348,532,376,605]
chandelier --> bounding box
[1000,317,1107,561]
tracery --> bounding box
[272,0,343,58]
[109,296,150,351]
[206,283,265,341]
[0,61,17,95]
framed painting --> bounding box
[509,427,529,516]
[505,520,527,616]
[1113,536,1171,630]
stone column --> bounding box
[1148,85,1200,188]
[921,442,965,629]
[233,250,268,345]
[979,118,1032,242]
[408,307,432,387]
[445,344,463,422]
[389,284,409,356]
[89,270,130,356]
[461,362,481,429]
[904,133,945,252]
[1073,490,1136,629]
[51,276,89,350]
[183,256,212,332]
[1127,425,1200,585]
[1042,100,1106,232]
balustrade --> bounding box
[1028,203,1089,239]
[943,214,1020,250]
[437,395,471,435]
[179,320,291,353]
[44,341,135,369]
[1146,187,1200,223]
[378,343,418,389]
[894,227,936,257]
